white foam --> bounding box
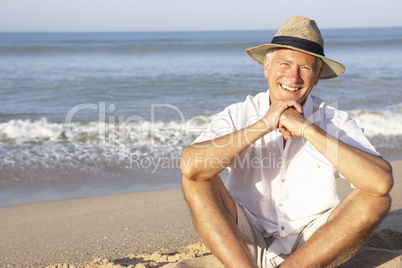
[0,118,63,143]
[0,116,208,144]
[1,109,400,174]
[1,108,400,148]
[0,117,210,172]
[348,108,402,137]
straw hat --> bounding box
[245,16,345,79]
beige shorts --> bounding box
[235,201,334,268]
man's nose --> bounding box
[288,67,302,82]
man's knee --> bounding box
[181,175,214,206]
[181,175,237,221]
[353,191,392,226]
[372,194,392,222]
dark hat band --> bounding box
[271,36,325,57]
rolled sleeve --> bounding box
[193,109,236,144]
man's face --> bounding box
[265,48,322,105]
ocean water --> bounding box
[1,28,402,207]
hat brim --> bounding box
[245,44,345,79]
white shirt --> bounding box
[194,90,380,258]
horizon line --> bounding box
[1,25,401,34]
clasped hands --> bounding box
[265,100,312,140]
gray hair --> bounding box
[265,49,277,66]
[265,48,323,73]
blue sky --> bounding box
[0,0,401,32]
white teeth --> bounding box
[281,84,300,91]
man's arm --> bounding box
[280,108,393,196]
[180,100,303,181]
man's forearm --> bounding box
[180,118,272,181]
[304,124,393,196]
[181,100,305,181]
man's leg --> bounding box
[182,174,258,268]
[280,188,392,268]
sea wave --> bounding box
[1,108,401,172]
[1,107,401,150]
[348,107,402,137]
[0,117,208,174]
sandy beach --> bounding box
[0,161,401,268]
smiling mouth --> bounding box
[281,84,301,92]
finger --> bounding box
[279,126,293,140]
[287,100,303,114]
[285,131,293,140]
[282,132,293,140]
[295,103,303,114]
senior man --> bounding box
[180,16,393,268]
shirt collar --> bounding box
[302,95,314,119]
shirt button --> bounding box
[281,179,285,183]
[317,164,321,168]
[281,226,285,230]
[278,203,283,207]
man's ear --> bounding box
[264,57,270,78]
